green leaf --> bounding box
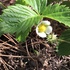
[61,1,70,8]
[24,0,47,14]
[16,27,31,42]
[0,20,4,36]
[0,4,42,42]
[57,29,70,55]
[15,0,26,5]
[43,4,70,27]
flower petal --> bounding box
[37,32,46,38]
[36,27,46,38]
[41,20,51,25]
[46,26,52,34]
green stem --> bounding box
[58,38,70,44]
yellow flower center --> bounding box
[38,24,47,32]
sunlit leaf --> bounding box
[24,0,47,14]
[43,4,70,27]
[0,4,42,42]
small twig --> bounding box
[2,57,15,70]
[25,41,30,56]
[3,34,18,46]
[31,39,34,49]
[27,40,48,46]
[60,65,70,70]
[0,54,38,59]
[0,57,9,70]
[35,60,38,70]
[2,42,19,51]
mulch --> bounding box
[0,0,70,70]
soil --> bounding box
[0,0,70,70]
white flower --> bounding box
[36,20,52,38]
